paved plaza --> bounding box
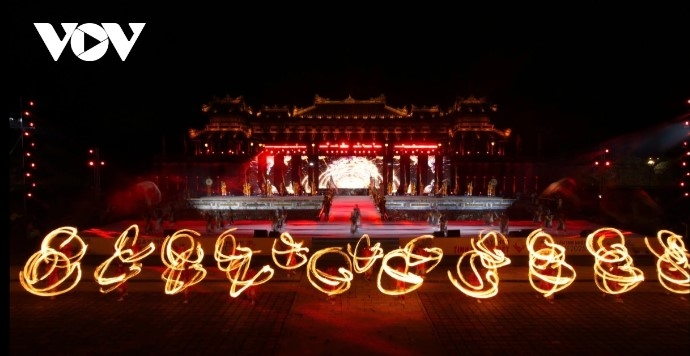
[10,209,690,355]
[10,253,689,355]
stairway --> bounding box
[327,195,380,224]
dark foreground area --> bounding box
[10,258,689,356]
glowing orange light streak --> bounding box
[19,226,87,297]
[214,229,274,298]
[271,231,310,270]
[403,235,444,274]
[93,224,156,294]
[306,247,354,296]
[526,229,576,298]
[447,230,512,299]
[375,235,442,296]
[346,234,384,274]
[18,225,688,297]
[376,248,424,296]
[161,229,207,295]
[644,229,690,294]
[585,227,644,295]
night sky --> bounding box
[8,3,690,170]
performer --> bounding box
[395,265,407,303]
[116,259,129,302]
[538,262,558,304]
[362,245,374,281]
[466,265,486,303]
[659,260,688,301]
[286,250,298,278]
[318,195,331,222]
[173,242,192,304]
[439,214,448,236]
[499,213,510,234]
[488,178,497,197]
[415,245,429,279]
[378,196,388,221]
[245,268,258,306]
[265,179,272,197]
[326,266,338,304]
[350,209,360,234]
[556,212,566,232]
[220,181,227,196]
[543,210,554,228]
[602,261,625,303]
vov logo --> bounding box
[34,23,146,61]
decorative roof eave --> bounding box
[456,95,486,105]
[258,105,292,118]
[382,105,410,117]
[202,94,253,114]
[189,128,253,141]
[410,104,441,113]
[292,94,410,117]
[450,126,512,139]
[188,119,253,139]
[314,93,387,104]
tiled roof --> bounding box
[293,94,409,119]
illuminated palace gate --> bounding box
[179,94,541,217]
[254,152,490,197]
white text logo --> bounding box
[34,23,146,61]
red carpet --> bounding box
[326,195,379,223]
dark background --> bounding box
[7,3,690,227]
[8,4,689,161]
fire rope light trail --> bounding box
[19,226,88,297]
[403,235,443,275]
[526,229,576,298]
[346,234,384,274]
[376,250,421,296]
[585,228,644,295]
[644,230,690,295]
[447,230,512,299]
[271,232,310,271]
[306,247,354,296]
[93,224,156,293]
[215,229,274,298]
[161,229,207,295]
[376,235,443,296]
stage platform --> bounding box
[185,194,517,222]
[75,192,661,259]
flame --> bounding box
[376,249,424,295]
[19,226,87,297]
[346,234,384,274]
[447,230,512,299]
[375,235,442,296]
[271,232,310,270]
[17,225,684,299]
[306,247,353,296]
[215,228,274,298]
[161,229,207,295]
[526,229,576,298]
[585,227,644,295]
[94,224,156,293]
[644,229,689,294]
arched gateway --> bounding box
[165,94,544,222]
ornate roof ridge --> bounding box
[313,94,387,105]
[456,95,486,104]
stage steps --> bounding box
[327,195,380,223]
